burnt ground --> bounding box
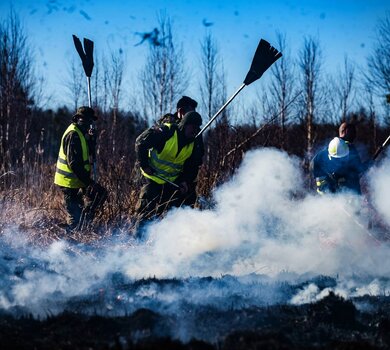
[0,290,389,349]
[0,220,389,350]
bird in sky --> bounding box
[134,28,162,46]
[202,18,214,27]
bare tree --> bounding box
[199,30,226,121]
[140,12,189,122]
[366,12,390,98]
[107,49,124,111]
[107,48,125,154]
[198,33,228,179]
[359,83,378,149]
[65,58,85,111]
[326,55,356,124]
[99,54,110,114]
[269,32,295,149]
[0,10,36,171]
[339,56,356,121]
[297,36,323,159]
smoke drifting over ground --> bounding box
[370,153,390,226]
[139,148,389,279]
[0,149,389,344]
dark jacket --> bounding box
[135,124,204,184]
[311,147,363,194]
[347,143,370,173]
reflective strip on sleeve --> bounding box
[57,157,68,165]
[55,168,78,178]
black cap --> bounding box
[176,96,198,110]
[72,106,97,122]
[179,111,202,128]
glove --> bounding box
[85,181,107,201]
[142,166,155,176]
[179,181,189,194]
[85,181,96,196]
[86,181,104,195]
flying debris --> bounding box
[202,18,214,27]
[65,5,76,13]
[46,0,60,14]
[80,10,92,21]
[134,28,162,46]
[44,2,77,15]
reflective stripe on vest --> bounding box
[141,128,194,184]
[54,123,90,188]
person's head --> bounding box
[328,137,349,161]
[176,96,198,120]
[339,122,356,143]
[158,113,176,125]
[178,111,202,140]
[72,106,96,130]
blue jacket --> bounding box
[311,144,368,195]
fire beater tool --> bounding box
[196,39,282,138]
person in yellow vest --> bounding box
[157,95,198,125]
[134,111,204,236]
[54,106,106,231]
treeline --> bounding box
[0,10,389,228]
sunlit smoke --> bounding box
[370,154,390,226]
[0,148,389,316]
[138,148,389,279]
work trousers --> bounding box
[60,184,107,230]
[134,179,197,235]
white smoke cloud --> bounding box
[370,154,390,226]
[0,148,389,315]
[136,148,389,279]
[290,278,390,305]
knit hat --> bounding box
[176,96,198,110]
[72,106,97,122]
[179,111,202,128]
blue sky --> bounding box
[1,0,389,110]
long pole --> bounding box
[87,75,97,180]
[337,203,381,245]
[73,35,96,179]
[221,90,302,166]
[154,174,180,189]
[373,134,390,160]
[196,84,245,138]
[87,77,92,108]
[194,39,282,139]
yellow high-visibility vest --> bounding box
[54,124,90,188]
[141,126,194,184]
